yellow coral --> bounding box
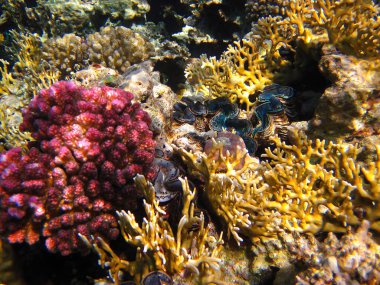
[284,0,380,57]
[177,138,266,243]
[81,175,223,284]
[186,0,380,111]
[185,39,275,111]
[178,130,380,244]
[0,107,32,150]
[0,31,58,149]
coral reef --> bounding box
[41,34,88,77]
[186,0,380,110]
[178,129,380,243]
[118,61,179,136]
[308,45,380,142]
[185,41,275,111]
[1,0,151,37]
[96,0,150,21]
[0,95,33,151]
[86,26,154,74]
[82,175,223,284]
[0,32,59,149]
[295,221,380,284]
[245,0,289,22]
[0,81,156,255]
[41,26,155,75]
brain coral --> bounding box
[0,81,156,255]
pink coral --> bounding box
[0,81,156,255]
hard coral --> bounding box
[0,81,156,255]
[82,175,223,284]
[178,129,380,243]
[41,26,155,75]
[187,0,380,110]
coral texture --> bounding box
[186,0,380,110]
[178,129,380,243]
[41,34,87,76]
[2,0,150,37]
[0,31,59,149]
[0,81,156,255]
[308,45,380,141]
[295,221,380,284]
[81,175,223,284]
[41,26,154,75]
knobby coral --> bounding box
[0,81,156,255]
[178,129,380,244]
[41,26,155,76]
[81,175,224,284]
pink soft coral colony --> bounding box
[0,81,157,255]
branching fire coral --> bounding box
[177,136,266,243]
[178,129,380,244]
[81,175,224,284]
[186,0,380,110]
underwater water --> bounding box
[0,0,380,284]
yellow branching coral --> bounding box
[185,39,275,111]
[186,0,380,111]
[81,175,223,284]
[283,0,380,57]
[0,31,58,149]
[0,107,32,151]
[176,139,267,243]
[178,130,380,244]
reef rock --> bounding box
[308,45,380,159]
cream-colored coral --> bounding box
[42,34,87,76]
[81,175,223,284]
[87,26,154,74]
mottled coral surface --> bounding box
[0,81,156,255]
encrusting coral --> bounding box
[0,81,157,255]
[186,0,380,110]
[178,129,380,244]
[81,175,224,284]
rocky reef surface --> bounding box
[0,1,380,285]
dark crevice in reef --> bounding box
[154,58,187,93]
[147,0,189,35]
[194,2,243,41]
[12,242,104,285]
[274,46,332,122]
[147,0,247,59]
